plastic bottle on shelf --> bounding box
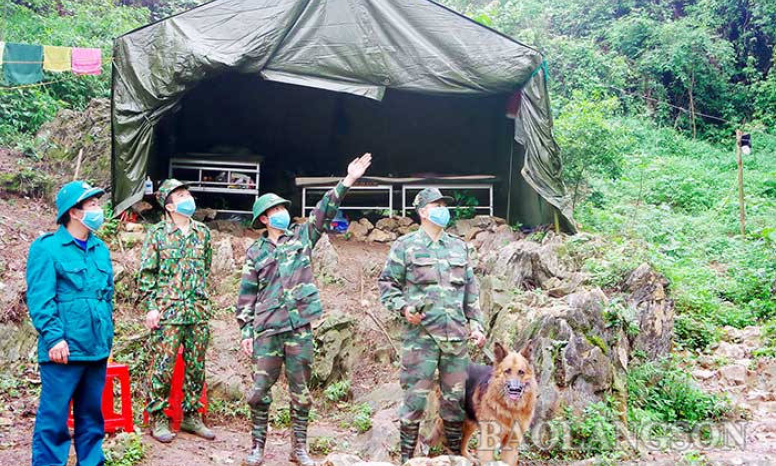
[144,176,153,195]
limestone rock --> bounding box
[397,217,414,227]
[355,382,403,412]
[311,311,356,388]
[119,231,144,248]
[35,99,111,186]
[347,221,370,242]
[322,454,362,466]
[397,225,419,236]
[720,364,747,385]
[0,321,37,366]
[358,218,375,231]
[367,229,394,243]
[313,233,341,283]
[353,409,399,462]
[375,217,398,232]
[211,238,236,273]
[623,263,674,359]
[193,208,218,222]
[123,222,144,232]
[405,456,478,466]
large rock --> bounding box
[35,99,111,186]
[313,233,341,283]
[375,217,399,232]
[397,217,414,227]
[367,229,395,243]
[0,321,37,366]
[405,457,479,466]
[347,221,370,242]
[356,382,403,412]
[311,311,357,388]
[476,233,674,426]
[623,263,674,358]
[211,238,236,274]
[353,409,399,462]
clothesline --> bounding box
[1,41,105,86]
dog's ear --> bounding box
[493,342,508,364]
[519,339,535,361]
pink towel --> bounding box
[71,48,102,75]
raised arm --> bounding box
[307,153,372,246]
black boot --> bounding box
[443,420,464,455]
[244,402,270,466]
[400,422,420,464]
[289,408,316,466]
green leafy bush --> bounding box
[627,357,729,428]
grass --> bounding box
[573,117,776,351]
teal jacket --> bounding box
[26,226,114,363]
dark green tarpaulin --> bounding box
[112,0,575,231]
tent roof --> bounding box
[111,0,574,230]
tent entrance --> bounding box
[149,71,549,224]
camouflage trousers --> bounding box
[399,329,469,425]
[145,323,210,415]
[247,325,313,413]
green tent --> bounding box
[112,0,574,231]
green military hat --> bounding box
[155,179,190,207]
[56,180,105,222]
[252,193,291,225]
[412,187,453,209]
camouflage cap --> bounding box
[252,193,291,225]
[155,179,189,207]
[412,187,454,209]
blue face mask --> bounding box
[174,197,196,217]
[78,208,105,231]
[428,206,450,228]
[268,210,291,230]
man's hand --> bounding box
[241,338,254,357]
[404,306,425,326]
[145,310,161,330]
[470,329,486,348]
[48,340,70,364]
[343,153,372,187]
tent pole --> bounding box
[506,138,514,225]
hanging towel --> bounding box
[3,43,43,86]
[71,48,102,75]
[43,45,72,73]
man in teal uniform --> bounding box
[26,180,114,466]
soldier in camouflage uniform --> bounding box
[236,154,372,466]
[138,179,215,443]
[378,187,486,462]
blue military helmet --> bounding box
[55,180,105,222]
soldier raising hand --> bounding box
[236,153,372,466]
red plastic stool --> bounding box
[143,346,208,431]
[67,362,134,433]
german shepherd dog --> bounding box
[425,341,537,465]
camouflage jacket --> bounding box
[235,182,348,340]
[137,219,213,325]
[378,228,484,342]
